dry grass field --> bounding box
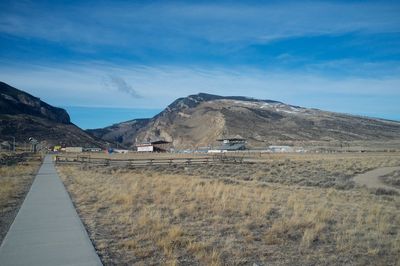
[0,154,41,243]
[58,153,400,265]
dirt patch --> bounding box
[353,166,400,194]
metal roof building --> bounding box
[212,135,246,152]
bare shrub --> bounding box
[380,170,400,188]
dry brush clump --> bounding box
[58,162,400,265]
[380,170,400,188]
[0,162,39,207]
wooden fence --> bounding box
[54,154,245,167]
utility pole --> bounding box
[11,137,15,152]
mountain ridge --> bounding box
[89,92,400,149]
[0,81,70,124]
[0,82,106,148]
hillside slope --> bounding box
[87,118,150,148]
[91,93,400,149]
[0,82,105,147]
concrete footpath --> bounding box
[0,155,102,266]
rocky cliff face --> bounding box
[0,82,70,124]
[91,93,400,149]
[0,82,105,147]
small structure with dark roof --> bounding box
[136,140,172,152]
[213,135,246,152]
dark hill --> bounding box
[0,82,70,124]
[0,82,105,148]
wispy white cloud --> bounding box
[103,75,141,98]
[0,61,399,121]
[1,1,399,122]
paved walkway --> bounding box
[353,166,400,192]
[0,155,102,266]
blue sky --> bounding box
[1,0,400,127]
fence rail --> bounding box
[54,154,245,167]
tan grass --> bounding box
[0,163,39,207]
[58,154,400,265]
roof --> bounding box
[151,140,171,145]
[217,134,246,141]
[136,140,171,146]
[216,143,246,151]
[136,143,153,147]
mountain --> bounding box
[0,81,105,147]
[86,118,150,148]
[89,93,400,149]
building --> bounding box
[136,143,154,152]
[83,147,102,152]
[65,147,83,153]
[268,145,292,152]
[136,140,172,152]
[53,145,62,152]
[209,136,246,153]
[268,146,305,153]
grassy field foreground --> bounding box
[58,154,400,265]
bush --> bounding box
[370,188,399,196]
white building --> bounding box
[65,147,83,153]
[136,140,171,152]
[268,146,305,153]
[268,146,294,153]
[136,143,154,152]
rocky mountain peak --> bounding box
[166,92,282,113]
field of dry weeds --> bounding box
[58,153,400,265]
